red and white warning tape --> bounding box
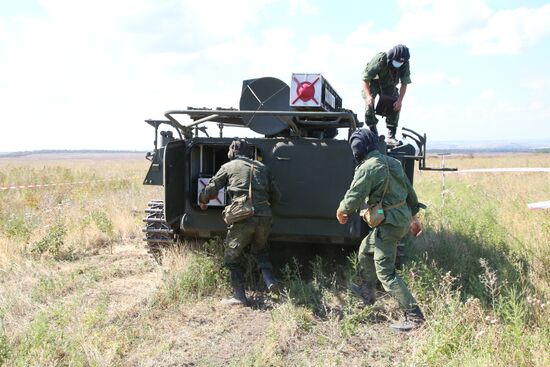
[0,177,140,191]
[456,168,550,173]
[528,200,550,210]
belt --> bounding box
[384,201,406,210]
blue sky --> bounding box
[0,0,549,151]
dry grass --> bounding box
[0,152,549,366]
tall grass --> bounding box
[154,238,230,306]
[0,153,549,366]
[404,161,550,366]
[0,156,157,366]
[0,157,150,267]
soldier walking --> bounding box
[336,128,425,329]
[199,139,281,306]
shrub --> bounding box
[0,326,10,366]
[158,247,229,305]
[14,307,87,366]
[1,213,33,242]
[30,224,67,259]
[83,210,113,235]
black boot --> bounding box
[261,268,279,293]
[221,284,247,306]
[405,306,425,324]
[390,306,425,331]
[386,127,400,146]
[221,268,247,306]
[349,281,376,305]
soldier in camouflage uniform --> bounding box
[362,44,411,146]
[199,139,281,306]
[336,128,425,329]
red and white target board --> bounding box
[197,178,226,206]
[290,73,342,111]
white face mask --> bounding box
[392,60,404,68]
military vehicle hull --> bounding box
[141,76,455,261]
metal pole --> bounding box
[199,145,203,173]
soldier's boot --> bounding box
[261,268,280,293]
[405,305,425,324]
[349,281,376,306]
[221,268,248,306]
[386,126,401,146]
[221,284,248,306]
[390,306,425,332]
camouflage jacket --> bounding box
[362,52,411,90]
[199,156,281,217]
[338,150,420,228]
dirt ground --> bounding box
[45,241,416,367]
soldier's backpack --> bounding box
[360,156,390,228]
[375,94,398,117]
[360,157,406,227]
[223,165,255,225]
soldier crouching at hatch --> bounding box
[335,128,426,330]
[199,139,281,306]
[362,44,411,146]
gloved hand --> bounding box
[409,215,423,237]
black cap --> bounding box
[349,128,378,161]
[388,44,410,62]
[228,139,251,160]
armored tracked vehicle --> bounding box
[142,75,450,262]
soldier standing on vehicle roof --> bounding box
[336,128,426,330]
[362,44,411,146]
[199,139,281,306]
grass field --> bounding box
[0,153,549,366]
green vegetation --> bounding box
[0,326,9,366]
[401,169,550,366]
[156,242,230,305]
[0,213,33,242]
[0,154,548,366]
[31,223,68,259]
[82,210,114,236]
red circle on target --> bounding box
[297,82,315,101]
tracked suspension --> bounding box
[142,200,175,263]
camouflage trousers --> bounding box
[358,223,418,310]
[224,216,273,284]
[364,84,400,129]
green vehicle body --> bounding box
[141,76,451,260]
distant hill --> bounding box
[1,139,549,157]
[425,139,550,153]
[0,150,147,158]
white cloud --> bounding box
[0,0,280,151]
[0,20,7,42]
[246,28,296,79]
[397,0,492,43]
[288,0,320,16]
[1,0,549,151]
[523,78,549,92]
[346,23,401,52]
[414,71,461,87]
[205,36,257,66]
[468,5,550,55]
[395,1,550,55]
[478,89,494,100]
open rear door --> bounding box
[163,140,187,226]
